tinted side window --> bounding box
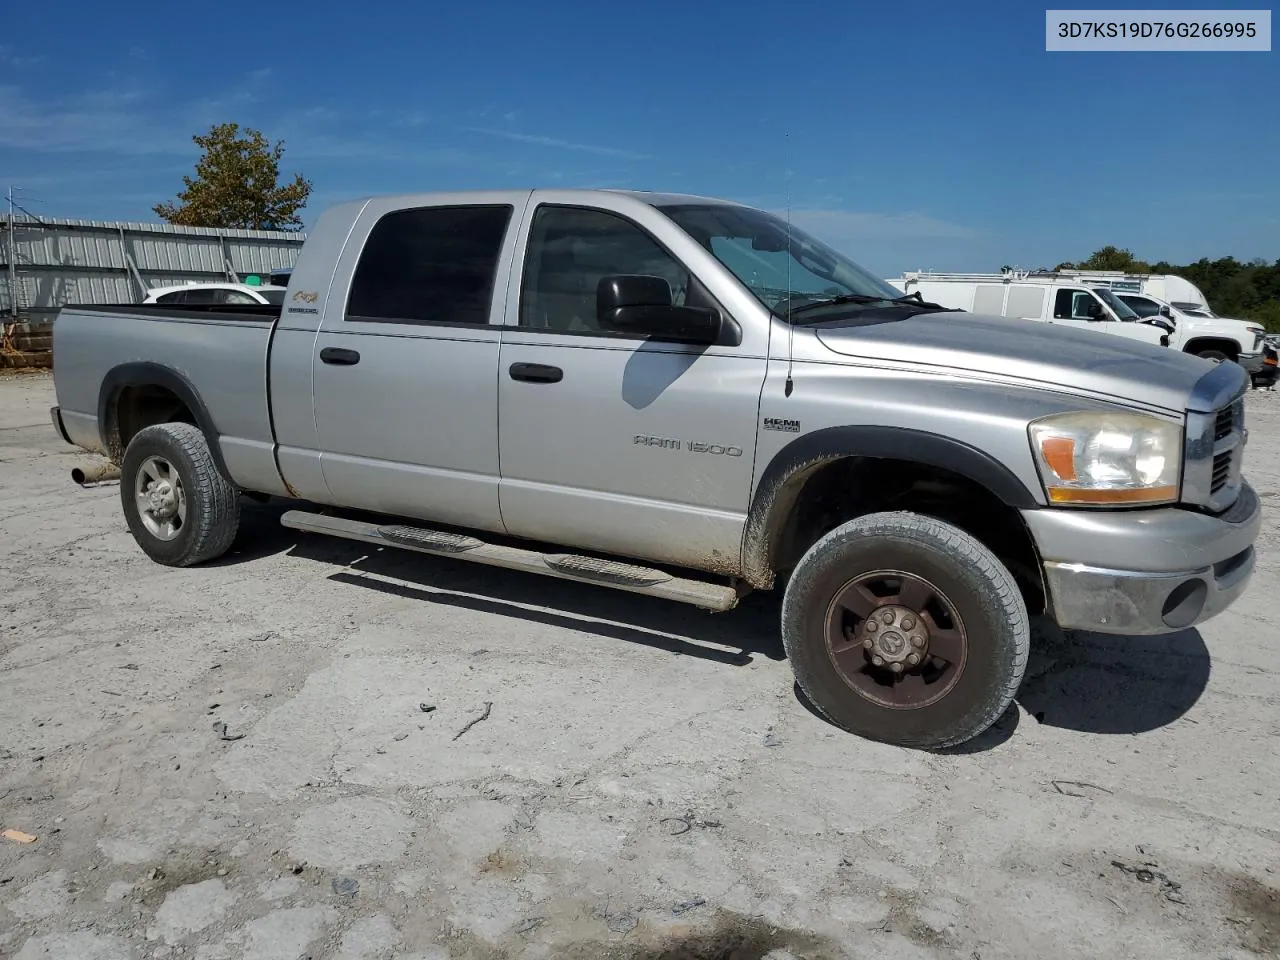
[183,288,228,305]
[347,205,513,325]
[155,291,186,304]
[1053,289,1096,319]
[519,206,689,333]
[224,290,259,305]
[1121,295,1159,318]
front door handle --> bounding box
[509,362,563,384]
[320,347,361,366]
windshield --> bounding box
[656,202,904,314]
[1092,287,1140,320]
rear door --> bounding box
[308,193,530,533]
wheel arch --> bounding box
[1183,337,1240,361]
[741,426,1044,599]
[98,362,228,476]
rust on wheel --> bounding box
[823,569,968,709]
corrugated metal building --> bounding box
[1,215,306,322]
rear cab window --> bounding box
[346,205,514,325]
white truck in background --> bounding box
[1063,271,1267,375]
[887,272,1170,348]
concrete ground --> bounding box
[1,369,1278,960]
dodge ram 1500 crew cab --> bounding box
[49,189,1261,750]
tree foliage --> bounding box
[1059,247,1280,332]
[155,123,312,231]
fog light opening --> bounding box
[1162,579,1208,629]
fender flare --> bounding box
[97,361,229,475]
[740,425,1041,587]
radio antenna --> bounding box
[784,133,794,398]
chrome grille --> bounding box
[1213,404,1237,441]
[1184,388,1245,512]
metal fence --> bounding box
[1,215,307,323]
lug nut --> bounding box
[866,620,877,632]
[863,638,873,650]
[911,635,925,648]
[872,656,884,667]
[901,615,916,630]
[890,662,903,674]
[907,653,920,665]
[881,611,895,625]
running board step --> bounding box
[280,511,740,611]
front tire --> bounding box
[1197,349,1230,364]
[782,511,1029,750]
[120,422,241,566]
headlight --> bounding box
[1027,411,1181,506]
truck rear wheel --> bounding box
[120,422,241,567]
[782,511,1028,750]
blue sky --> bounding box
[0,0,1276,276]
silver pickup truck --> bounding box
[49,189,1261,750]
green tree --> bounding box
[154,122,312,231]
[1065,245,1152,273]
[1060,248,1280,332]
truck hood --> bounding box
[811,310,1226,413]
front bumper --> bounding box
[1023,482,1261,635]
[1238,352,1264,374]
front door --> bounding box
[496,201,767,573]
[1049,287,1110,333]
[309,198,526,533]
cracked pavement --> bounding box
[2,370,1279,959]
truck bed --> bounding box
[51,303,286,496]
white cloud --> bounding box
[465,126,649,160]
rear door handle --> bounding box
[509,362,563,384]
[320,347,361,366]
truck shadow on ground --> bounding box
[221,499,1213,749]
[219,499,786,666]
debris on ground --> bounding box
[1052,780,1114,799]
[392,732,408,742]
[332,876,359,897]
[673,897,706,915]
[212,721,246,742]
[418,703,436,713]
[1111,859,1185,903]
[660,817,692,836]
[452,701,493,741]
[513,917,546,934]
[2,829,37,844]
[763,729,783,748]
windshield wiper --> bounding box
[785,292,950,322]
[785,294,890,317]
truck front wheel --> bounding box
[120,422,241,567]
[782,511,1029,750]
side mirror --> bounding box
[1159,305,1173,318]
[596,275,721,344]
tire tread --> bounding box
[782,510,1029,750]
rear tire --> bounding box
[120,422,241,567]
[781,511,1029,750]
